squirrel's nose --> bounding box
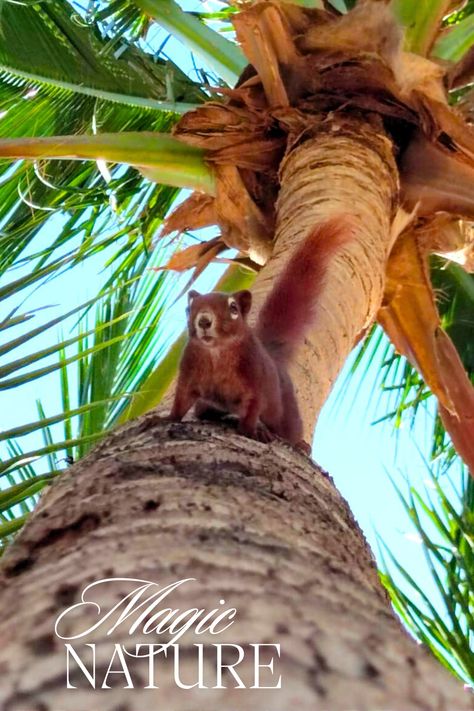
[198,315,212,330]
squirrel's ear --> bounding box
[188,290,200,304]
[234,290,252,318]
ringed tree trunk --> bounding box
[0,415,471,711]
[249,119,399,440]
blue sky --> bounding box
[0,0,465,639]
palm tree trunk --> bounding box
[0,414,469,710]
[250,120,399,440]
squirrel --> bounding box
[170,216,352,450]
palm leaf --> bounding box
[433,12,474,61]
[0,0,207,292]
[0,213,175,520]
[0,133,215,194]
[381,466,474,685]
[0,1,204,112]
[391,0,458,56]
[99,0,246,85]
[0,474,56,514]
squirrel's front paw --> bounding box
[255,424,275,444]
[295,439,312,456]
[238,421,275,444]
[167,411,185,423]
[237,421,256,439]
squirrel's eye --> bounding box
[229,302,239,316]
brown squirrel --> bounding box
[170,216,352,449]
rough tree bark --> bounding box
[0,415,471,710]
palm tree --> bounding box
[0,0,473,707]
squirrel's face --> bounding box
[186,290,252,346]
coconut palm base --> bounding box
[0,415,470,710]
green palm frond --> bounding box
[93,0,246,85]
[434,11,474,60]
[0,0,207,291]
[0,1,204,111]
[380,465,474,685]
[0,232,177,540]
[0,4,200,546]
[390,0,474,56]
[0,436,60,554]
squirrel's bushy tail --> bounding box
[256,216,354,363]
